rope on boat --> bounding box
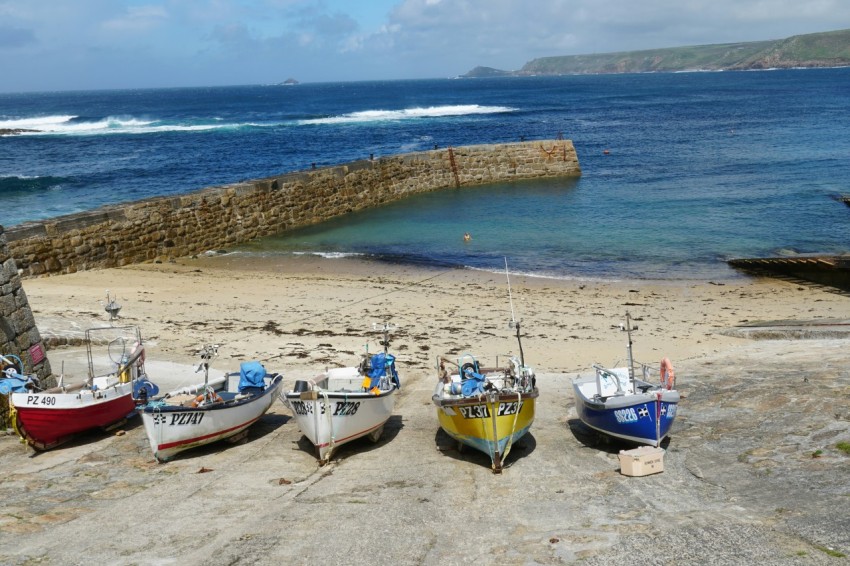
[321,390,335,461]
[500,390,523,464]
[481,393,496,471]
[7,400,26,447]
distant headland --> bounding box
[462,28,850,77]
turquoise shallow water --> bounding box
[2,69,849,279]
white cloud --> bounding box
[101,5,169,33]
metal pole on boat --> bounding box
[372,321,396,354]
[196,345,218,399]
[514,321,525,369]
[505,258,525,367]
[625,312,635,383]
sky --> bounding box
[0,0,848,92]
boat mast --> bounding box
[624,312,635,382]
[196,344,218,392]
[505,258,525,367]
[373,321,395,354]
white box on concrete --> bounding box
[618,446,665,476]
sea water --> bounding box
[1,69,849,279]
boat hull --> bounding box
[139,374,283,462]
[283,387,397,463]
[573,376,679,447]
[433,390,537,472]
[11,383,136,450]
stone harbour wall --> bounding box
[0,225,53,386]
[5,140,580,277]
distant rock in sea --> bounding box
[281,78,299,85]
[0,128,38,136]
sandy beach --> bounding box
[23,254,849,373]
[2,256,849,564]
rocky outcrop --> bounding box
[0,129,38,136]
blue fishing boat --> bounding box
[572,313,679,447]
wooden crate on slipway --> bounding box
[618,446,665,476]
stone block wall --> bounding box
[0,225,53,385]
[5,140,580,277]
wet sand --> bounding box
[1,256,848,564]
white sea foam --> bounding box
[0,114,235,136]
[0,174,41,179]
[0,115,78,130]
[466,265,619,283]
[1,105,514,136]
[298,105,515,126]
[292,251,365,259]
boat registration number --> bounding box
[290,400,361,417]
[459,401,524,419]
[23,395,57,406]
[151,412,206,426]
[614,408,639,423]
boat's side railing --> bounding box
[592,364,626,397]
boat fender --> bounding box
[660,358,675,390]
[192,393,223,407]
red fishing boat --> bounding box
[8,326,158,451]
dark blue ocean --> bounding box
[2,69,849,280]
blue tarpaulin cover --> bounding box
[239,361,267,393]
[366,352,401,390]
[461,368,488,397]
[0,375,31,395]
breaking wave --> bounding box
[1,105,514,136]
[297,105,515,125]
[0,114,237,136]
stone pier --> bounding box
[5,140,581,277]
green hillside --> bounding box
[464,28,850,76]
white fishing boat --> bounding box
[5,326,158,451]
[281,322,400,464]
[432,260,538,473]
[137,345,283,462]
[572,312,680,447]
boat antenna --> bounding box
[505,258,525,367]
[196,344,219,390]
[623,311,636,382]
[372,321,396,354]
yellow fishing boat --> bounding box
[433,350,537,473]
[433,259,538,472]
